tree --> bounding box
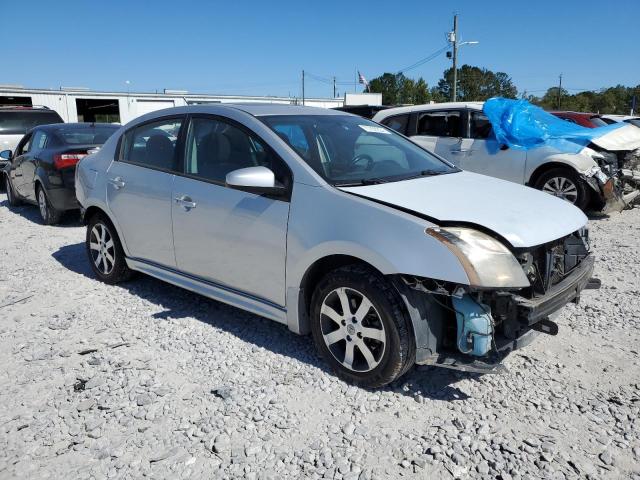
[368,73,431,105]
[436,65,518,101]
[530,84,640,114]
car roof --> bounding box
[216,103,348,117]
[373,102,485,118]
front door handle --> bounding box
[108,176,126,189]
[450,149,470,154]
[174,195,197,210]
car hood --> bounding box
[339,171,588,248]
[589,123,640,151]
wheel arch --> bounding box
[81,203,131,256]
[526,161,580,187]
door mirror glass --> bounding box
[0,150,12,160]
[226,166,284,195]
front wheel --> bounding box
[310,265,415,388]
[5,175,22,207]
[534,168,590,210]
[86,213,133,284]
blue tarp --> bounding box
[483,97,625,153]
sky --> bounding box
[2,0,638,99]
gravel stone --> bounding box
[1,193,640,479]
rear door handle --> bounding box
[174,195,197,210]
[108,176,126,189]
[450,149,470,154]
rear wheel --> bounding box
[310,264,414,388]
[5,175,22,207]
[37,185,62,225]
[86,213,133,284]
[534,168,589,210]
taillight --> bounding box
[53,153,87,169]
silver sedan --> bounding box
[75,104,595,387]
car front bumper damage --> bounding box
[395,253,599,374]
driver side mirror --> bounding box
[0,150,12,160]
[225,166,287,197]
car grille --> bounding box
[518,229,590,296]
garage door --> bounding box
[136,100,175,117]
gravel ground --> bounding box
[0,194,639,480]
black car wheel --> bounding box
[5,175,22,207]
[36,185,62,225]
[86,213,133,284]
[310,264,415,388]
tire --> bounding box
[86,212,133,284]
[310,264,415,388]
[5,175,22,207]
[534,168,590,210]
[36,184,62,225]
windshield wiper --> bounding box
[401,169,459,181]
[334,177,389,187]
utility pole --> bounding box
[557,74,562,109]
[451,14,458,102]
[333,76,336,98]
[302,70,305,106]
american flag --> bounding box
[358,71,369,88]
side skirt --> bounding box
[126,258,288,325]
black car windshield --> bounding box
[0,111,63,135]
[55,126,119,145]
[261,114,458,185]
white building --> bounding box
[0,86,352,124]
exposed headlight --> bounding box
[426,227,530,288]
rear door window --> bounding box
[380,114,409,135]
[120,118,183,172]
[31,130,48,149]
[417,110,462,137]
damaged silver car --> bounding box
[76,104,599,387]
[373,101,640,212]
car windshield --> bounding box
[56,126,119,145]
[0,111,63,135]
[625,118,640,128]
[261,114,458,186]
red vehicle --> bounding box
[551,111,609,128]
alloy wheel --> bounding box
[319,287,386,373]
[38,189,48,220]
[89,223,116,275]
[542,176,578,204]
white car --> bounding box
[602,114,640,129]
[76,104,597,387]
[373,102,640,210]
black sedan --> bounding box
[1,123,119,224]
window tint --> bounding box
[121,118,183,171]
[185,117,290,186]
[0,111,63,135]
[469,111,493,139]
[31,130,48,149]
[381,115,409,135]
[417,110,462,137]
[56,126,118,145]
